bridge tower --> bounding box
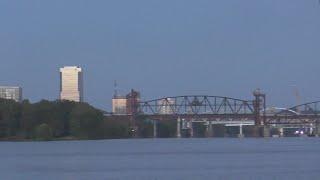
[253,89,266,126]
[253,89,270,137]
[126,89,141,138]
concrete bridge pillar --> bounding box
[315,121,320,137]
[251,125,270,137]
[252,126,260,137]
[177,117,181,138]
[263,126,271,137]
[279,127,284,137]
[238,124,244,138]
[309,124,314,136]
[189,120,194,138]
[206,121,213,137]
[153,120,158,138]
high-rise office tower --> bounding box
[60,66,83,102]
[0,86,22,102]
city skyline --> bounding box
[0,1,319,110]
[1,2,320,179]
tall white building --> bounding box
[60,66,83,102]
[0,86,22,102]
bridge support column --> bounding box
[177,117,181,138]
[315,121,320,137]
[252,126,260,137]
[189,120,194,138]
[206,121,213,137]
[129,116,138,138]
[279,128,284,137]
[263,126,270,137]
[153,120,158,138]
[238,124,244,138]
[309,124,314,136]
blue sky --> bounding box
[0,0,319,110]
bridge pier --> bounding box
[177,117,181,138]
[315,121,320,137]
[251,126,260,137]
[279,127,284,137]
[153,120,158,138]
[189,120,194,138]
[238,124,244,138]
[309,124,314,136]
[250,125,270,137]
[206,121,213,137]
[263,126,271,137]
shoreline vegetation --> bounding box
[0,98,178,141]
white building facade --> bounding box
[158,98,175,114]
[0,86,22,102]
[112,96,127,115]
[60,66,83,102]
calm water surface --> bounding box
[1,138,320,180]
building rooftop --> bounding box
[0,86,21,89]
[60,66,82,71]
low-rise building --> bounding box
[112,96,127,115]
[0,86,22,102]
[158,98,175,114]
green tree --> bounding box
[0,99,22,137]
[55,100,77,136]
[70,103,104,139]
[103,118,131,139]
[35,123,53,141]
[20,100,36,138]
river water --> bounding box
[0,138,319,180]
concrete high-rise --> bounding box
[60,66,83,102]
[0,86,22,102]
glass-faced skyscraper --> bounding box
[60,66,83,102]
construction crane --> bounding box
[293,87,301,113]
[113,80,119,98]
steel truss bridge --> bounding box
[130,94,320,127]
[137,95,257,121]
[268,101,320,125]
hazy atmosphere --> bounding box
[0,0,319,111]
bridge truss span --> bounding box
[290,101,320,115]
[137,95,255,116]
[267,101,320,125]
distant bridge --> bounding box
[132,90,266,125]
[266,101,320,125]
[137,95,257,122]
[111,90,320,137]
[133,95,320,125]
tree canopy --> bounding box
[0,98,178,141]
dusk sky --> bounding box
[0,0,319,110]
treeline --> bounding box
[0,99,178,141]
[0,99,107,140]
[0,99,126,140]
